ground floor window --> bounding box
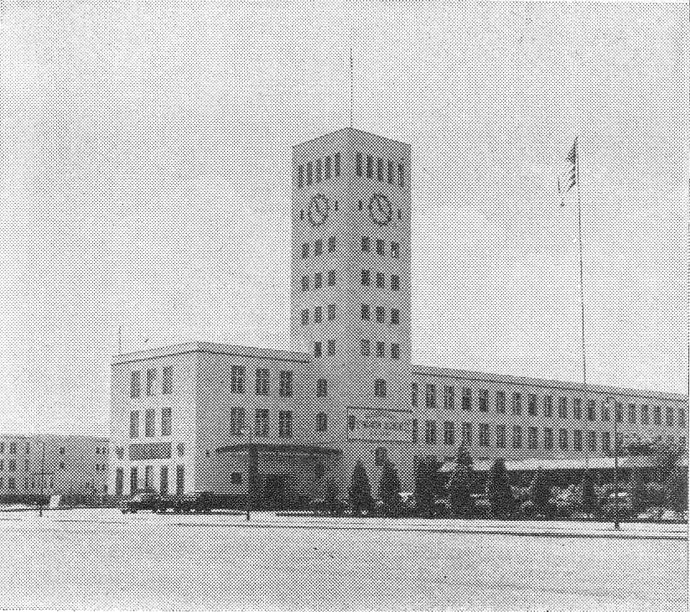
[130,467,138,493]
[115,468,124,496]
[160,466,169,495]
[279,411,293,438]
[375,447,387,466]
[176,465,185,495]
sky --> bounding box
[1,1,687,436]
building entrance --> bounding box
[261,474,289,509]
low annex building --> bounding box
[108,128,687,502]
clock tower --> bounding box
[291,128,414,486]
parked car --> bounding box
[120,492,160,514]
[175,491,215,514]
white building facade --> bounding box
[109,128,687,501]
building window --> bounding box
[366,155,373,178]
[391,344,400,359]
[327,270,336,286]
[496,425,506,449]
[314,272,323,289]
[279,411,293,438]
[412,419,418,443]
[512,392,522,415]
[495,391,506,413]
[255,369,270,396]
[602,432,611,453]
[398,163,405,187]
[558,397,568,419]
[361,339,371,356]
[279,371,293,397]
[297,165,304,188]
[640,405,649,424]
[301,276,310,292]
[356,152,363,176]
[230,407,246,435]
[390,309,400,325]
[10,442,17,454]
[130,371,141,398]
[628,404,637,424]
[161,408,172,437]
[544,428,553,450]
[528,427,538,449]
[376,306,385,323]
[443,422,455,446]
[376,272,385,289]
[666,407,674,426]
[314,239,323,256]
[255,409,269,437]
[301,243,309,259]
[334,152,341,176]
[411,383,418,407]
[314,342,322,357]
[323,156,331,180]
[543,396,553,418]
[146,369,157,396]
[391,242,400,259]
[601,401,610,422]
[162,366,173,395]
[176,465,185,496]
[316,413,328,432]
[301,309,309,326]
[587,431,597,451]
[479,423,490,447]
[361,236,370,252]
[376,239,385,255]
[615,402,623,423]
[315,158,322,182]
[573,430,582,451]
[327,236,336,252]
[679,408,686,427]
[512,425,522,449]
[527,394,537,416]
[462,388,472,411]
[327,304,336,320]
[654,406,662,425]
[573,398,582,420]
[314,306,323,324]
[130,411,140,439]
[559,429,569,450]
[373,446,388,467]
[391,275,400,291]
[425,420,437,445]
[361,269,370,286]
[144,465,153,490]
[462,422,473,446]
[476,389,488,412]
[306,161,313,185]
[230,365,246,393]
[361,304,370,320]
[444,386,455,410]
[327,339,336,356]
[386,160,394,184]
[374,379,387,398]
[425,384,436,408]
[158,465,169,495]
[587,400,596,421]
[316,378,328,397]
[376,341,385,357]
[130,467,138,493]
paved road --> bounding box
[0,510,686,611]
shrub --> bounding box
[447,466,474,518]
[528,468,553,517]
[348,459,373,516]
[324,478,340,516]
[665,466,688,514]
[629,469,647,514]
[414,457,443,517]
[378,460,402,517]
[579,470,598,518]
[486,459,516,519]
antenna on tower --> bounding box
[349,46,354,128]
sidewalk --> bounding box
[3,507,686,541]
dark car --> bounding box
[176,491,215,514]
[120,492,160,514]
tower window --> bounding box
[398,163,405,188]
[278,411,293,438]
[444,386,455,410]
[301,243,309,259]
[255,369,270,396]
[361,270,370,286]
[314,342,322,357]
[279,371,293,397]
[327,339,335,356]
[327,270,336,286]
[390,309,400,324]
[358,200,363,211]
[376,273,385,288]
[361,304,370,320]
[356,152,363,176]
[316,379,328,397]
[391,243,400,259]
[314,306,322,323]
[300,309,309,325]
[391,344,400,359]
[374,379,387,398]
[376,239,385,255]
[366,155,373,178]
[412,418,418,443]
[327,304,336,320]
[425,420,437,445]
[314,239,323,256]
[361,236,371,252]
[316,412,328,432]
[412,383,418,407]
[328,236,336,252]
[391,275,400,291]
[425,384,436,408]
[376,341,385,357]
[297,165,304,188]
[315,158,322,183]
[301,276,309,292]
[307,162,313,186]
[387,160,394,184]
[375,447,387,466]
[361,339,371,356]
[377,158,384,181]
[324,156,331,179]
[375,306,385,323]
[314,272,322,289]
[334,152,341,176]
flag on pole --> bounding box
[557,138,578,206]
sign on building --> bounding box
[347,407,413,443]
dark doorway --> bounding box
[262,474,288,510]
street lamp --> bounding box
[240,423,253,521]
[606,396,620,530]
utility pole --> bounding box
[32,441,53,518]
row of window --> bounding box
[362,304,401,324]
[117,465,186,497]
[362,270,401,290]
[300,270,337,291]
[299,270,402,292]
[130,408,173,439]
[410,420,688,451]
[130,366,173,399]
[227,367,294,397]
[296,153,342,189]
[361,340,401,359]
[0,459,27,472]
[0,442,29,454]
[361,237,401,258]
[411,384,687,427]
[228,407,294,438]
[314,340,336,357]
[355,153,405,188]
[300,305,337,325]
[300,236,337,258]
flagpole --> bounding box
[573,136,590,470]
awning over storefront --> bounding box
[215,443,342,458]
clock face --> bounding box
[308,194,329,227]
[368,193,393,226]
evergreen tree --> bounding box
[455,446,474,471]
[378,460,402,516]
[486,458,515,519]
[348,459,373,516]
[447,465,474,518]
[528,468,552,516]
[629,468,647,514]
[414,457,442,517]
[665,466,688,514]
[579,470,598,518]
[324,478,340,516]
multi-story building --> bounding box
[0,434,108,496]
[108,127,687,501]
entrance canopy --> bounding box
[215,443,342,458]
